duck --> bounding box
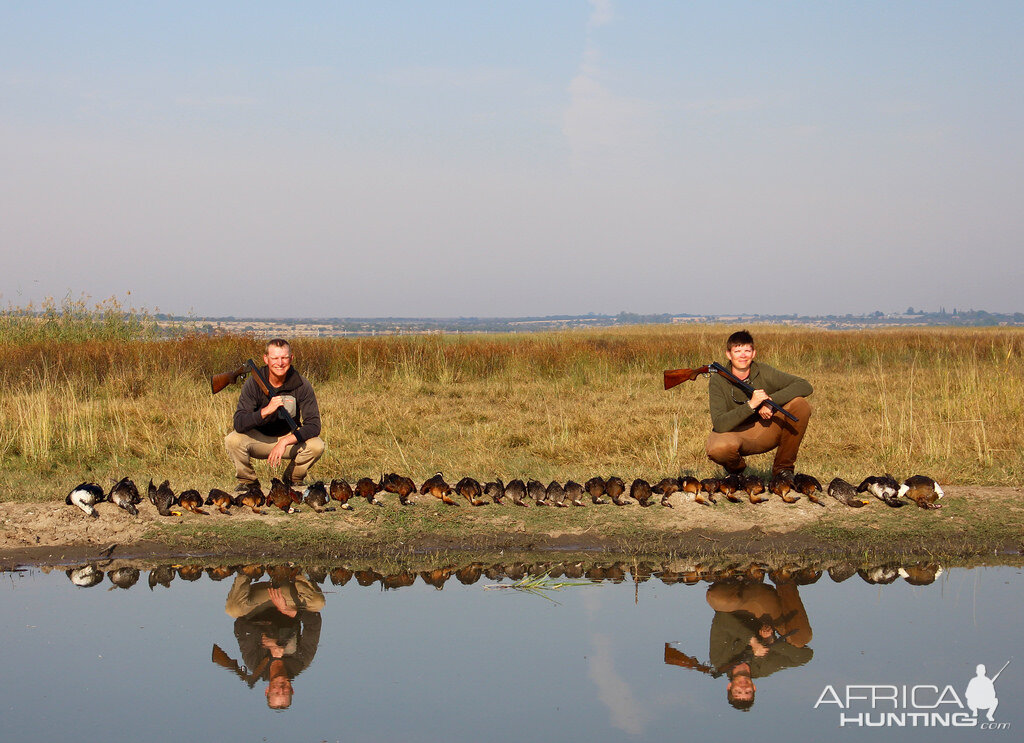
[420,567,452,589]
[827,561,858,583]
[827,477,870,507]
[330,567,353,586]
[178,489,209,515]
[205,488,234,515]
[107,567,140,589]
[630,478,655,507]
[719,474,744,503]
[793,473,826,506]
[109,477,142,516]
[743,475,769,504]
[652,477,679,508]
[455,477,488,506]
[605,476,630,505]
[269,477,301,513]
[383,571,416,590]
[303,481,335,512]
[234,482,265,514]
[527,479,548,506]
[677,476,703,505]
[768,471,800,503]
[354,476,384,506]
[380,472,417,505]
[148,479,180,516]
[148,564,176,590]
[456,563,485,585]
[67,564,104,588]
[238,564,265,580]
[563,480,586,507]
[484,479,506,505]
[858,474,903,507]
[899,475,944,509]
[547,480,568,507]
[505,479,529,507]
[420,472,456,506]
[329,479,354,510]
[206,565,235,581]
[585,476,608,504]
[177,565,204,581]
[355,569,383,587]
[697,477,720,506]
[899,562,944,585]
[858,565,899,585]
[66,482,105,518]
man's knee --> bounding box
[786,397,812,420]
[706,435,738,463]
[225,430,249,456]
[302,437,325,460]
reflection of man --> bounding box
[214,573,325,709]
[224,338,325,491]
[664,578,813,710]
[705,330,813,476]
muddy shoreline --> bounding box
[3,485,1022,570]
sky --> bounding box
[1,1,1022,318]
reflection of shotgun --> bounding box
[664,643,716,675]
[210,359,300,434]
[212,643,270,689]
[663,361,799,423]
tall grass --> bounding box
[2,320,1022,500]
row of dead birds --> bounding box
[66,471,945,519]
[65,559,945,590]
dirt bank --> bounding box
[2,485,1022,569]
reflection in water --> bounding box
[213,573,325,709]
[666,576,813,710]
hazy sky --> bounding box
[2,2,1021,318]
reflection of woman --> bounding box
[664,579,813,710]
[215,574,324,709]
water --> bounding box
[1,560,1021,742]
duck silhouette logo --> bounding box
[965,660,1009,722]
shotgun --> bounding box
[210,359,300,434]
[663,361,799,423]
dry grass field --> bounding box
[2,314,1022,503]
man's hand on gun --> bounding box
[748,389,775,420]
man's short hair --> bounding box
[266,338,291,354]
[726,330,755,350]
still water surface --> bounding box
[1,561,1021,742]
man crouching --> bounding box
[225,339,325,491]
[705,330,812,477]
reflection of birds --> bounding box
[148,479,180,516]
[828,478,870,507]
[652,477,679,508]
[505,479,529,507]
[66,482,104,518]
[178,489,209,515]
[109,477,142,516]
[585,476,608,504]
[630,478,654,507]
[329,479,354,510]
[330,567,353,586]
[206,565,235,581]
[205,488,234,515]
[900,475,944,509]
[303,481,335,512]
[67,565,104,587]
[899,563,943,585]
[858,565,898,585]
[107,567,140,589]
[148,564,176,590]
[769,471,800,503]
[793,473,825,506]
[858,474,903,507]
[827,562,858,583]
[177,565,203,581]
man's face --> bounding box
[265,345,292,379]
[725,344,755,373]
[727,673,756,702]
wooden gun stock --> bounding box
[211,365,249,395]
[663,366,710,390]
